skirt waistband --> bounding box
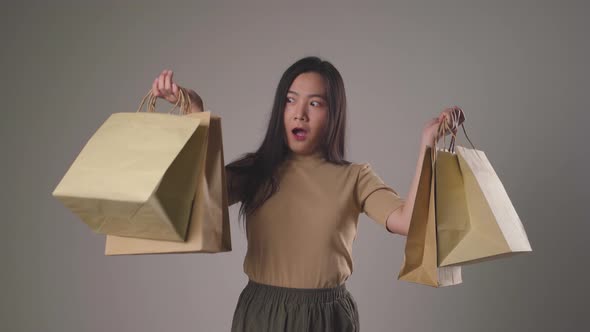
[243,279,348,305]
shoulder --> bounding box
[321,159,368,173]
[349,161,379,178]
[323,161,381,184]
[323,159,376,171]
[352,161,389,189]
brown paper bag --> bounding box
[52,89,202,242]
[104,109,232,255]
[398,146,463,287]
[436,144,532,267]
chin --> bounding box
[292,147,314,155]
[286,144,304,153]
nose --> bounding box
[294,101,308,121]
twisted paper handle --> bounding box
[431,107,482,167]
[135,87,192,115]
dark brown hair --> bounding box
[226,56,351,229]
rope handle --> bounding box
[135,87,192,115]
[430,106,483,167]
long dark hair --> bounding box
[226,56,351,229]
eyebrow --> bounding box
[287,90,327,101]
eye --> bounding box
[286,97,294,103]
[310,101,321,107]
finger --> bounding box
[447,109,454,118]
[442,108,455,126]
[449,108,460,128]
[164,70,172,92]
[152,78,161,96]
[449,107,459,120]
[444,110,453,124]
[172,83,178,97]
[169,70,175,90]
[158,70,167,93]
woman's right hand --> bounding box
[152,69,204,112]
[152,69,181,104]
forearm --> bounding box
[397,137,432,236]
[390,109,458,236]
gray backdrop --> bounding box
[2,0,588,331]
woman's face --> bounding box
[283,72,329,156]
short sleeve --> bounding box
[355,163,405,233]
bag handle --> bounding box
[135,87,193,115]
[431,106,482,167]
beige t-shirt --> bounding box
[227,150,405,289]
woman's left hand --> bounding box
[421,106,465,147]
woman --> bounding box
[151,57,460,331]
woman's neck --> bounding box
[287,150,325,164]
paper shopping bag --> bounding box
[52,89,203,242]
[435,144,532,267]
[398,146,463,287]
[104,109,232,255]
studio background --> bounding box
[2,1,587,331]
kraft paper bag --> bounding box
[435,144,532,267]
[52,89,203,242]
[104,109,232,255]
[398,146,463,288]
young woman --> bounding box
[151,57,460,331]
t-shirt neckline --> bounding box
[287,150,325,166]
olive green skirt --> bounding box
[231,279,360,332]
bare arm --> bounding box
[385,107,464,236]
[386,138,429,236]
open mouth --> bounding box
[292,127,308,139]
